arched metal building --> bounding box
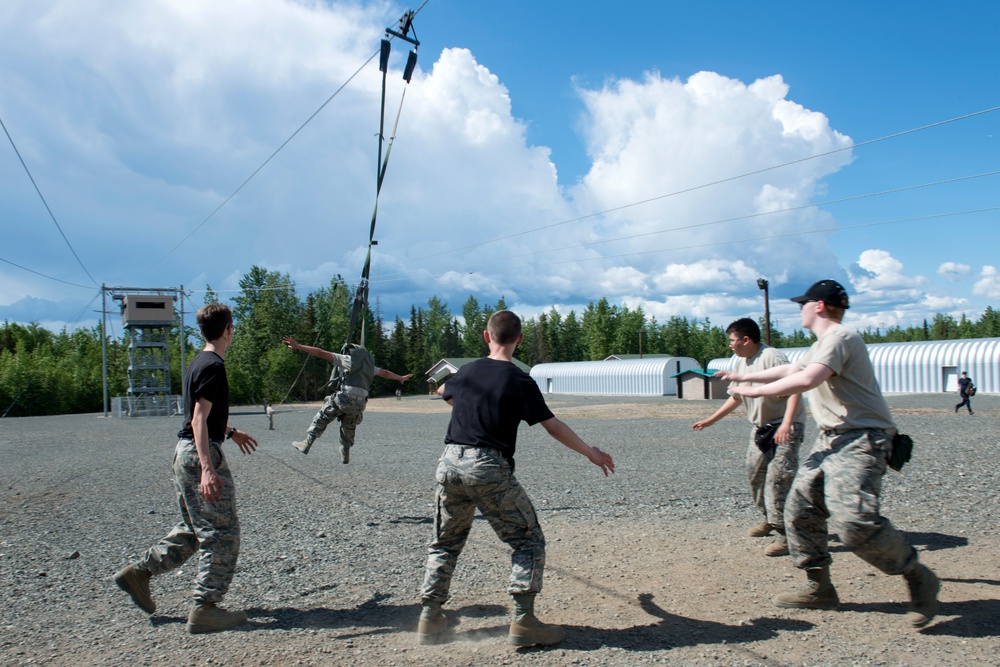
[708,337,1000,393]
[530,357,700,396]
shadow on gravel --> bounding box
[515,593,813,653]
[237,592,507,639]
[902,531,970,551]
[838,598,1000,638]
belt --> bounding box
[343,386,369,398]
[446,444,500,453]
[821,427,890,438]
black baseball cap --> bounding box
[790,280,850,309]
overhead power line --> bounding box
[370,206,999,285]
[374,170,1000,280]
[0,255,95,289]
[0,113,100,287]
[392,105,1000,267]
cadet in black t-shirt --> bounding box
[417,310,615,648]
[114,303,259,635]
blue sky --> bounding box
[1,0,998,337]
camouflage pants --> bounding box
[135,439,240,604]
[746,422,803,531]
[785,429,916,574]
[308,391,367,447]
[421,445,546,602]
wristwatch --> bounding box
[226,426,237,440]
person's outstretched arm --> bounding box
[282,336,335,362]
[376,368,413,383]
[692,395,741,431]
[541,417,615,476]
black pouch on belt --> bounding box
[888,433,913,472]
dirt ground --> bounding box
[1,394,998,666]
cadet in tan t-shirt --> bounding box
[719,280,939,630]
[693,318,805,557]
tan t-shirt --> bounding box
[795,323,894,432]
[733,345,806,427]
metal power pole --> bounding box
[102,284,109,417]
[757,278,771,345]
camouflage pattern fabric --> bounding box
[421,445,545,602]
[785,429,917,574]
[746,422,804,530]
[135,439,240,604]
[307,391,367,446]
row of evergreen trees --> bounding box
[3,264,999,417]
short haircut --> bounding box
[197,303,232,342]
[726,317,761,344]
[487,310,522,345]
[823,304,846,322]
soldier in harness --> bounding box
[282,336,412,463]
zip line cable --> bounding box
[130,51,381,282]
[372,170,1000,281]
[0,113,100,287]
[390,104,1000,267]
[132,1,431,285]
[342,8,422,349]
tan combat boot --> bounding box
[187,601,248,634]
[416,599,449,645]
[508,594,564,647]
[903,562,940,628]
[748,521,773,537]
[114,565,155,614]
[508,613,565,647]
[774,567,840,610]
[764,534,789,557]
[292,436,313,454]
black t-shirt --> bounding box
[177,350,230,441]
[442,357,554,459]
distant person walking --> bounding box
[955,371,974,415]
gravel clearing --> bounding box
[1,393,998,666]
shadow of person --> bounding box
[900,531,970,552]
[240,592,507,639]
[514,593,813,653]
[837,597,1000,638]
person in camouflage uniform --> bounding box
[693,318,805,557]
[281,336,412,463]
[114,303,259,634]
[416,310,615,648]
[722,280,940,629]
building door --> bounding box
[942,366,958,392]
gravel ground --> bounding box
[1,393,998,666]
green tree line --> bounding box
[3,265,1000,417]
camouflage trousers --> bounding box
[421,445,546,602]
[746,422,803,531]
[308,391,367,447]
[135,439,240,604]
[786,429,916,574]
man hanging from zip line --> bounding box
[282,336,413,464]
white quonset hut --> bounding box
[529,357,700,396]
[708,337,1000,394]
